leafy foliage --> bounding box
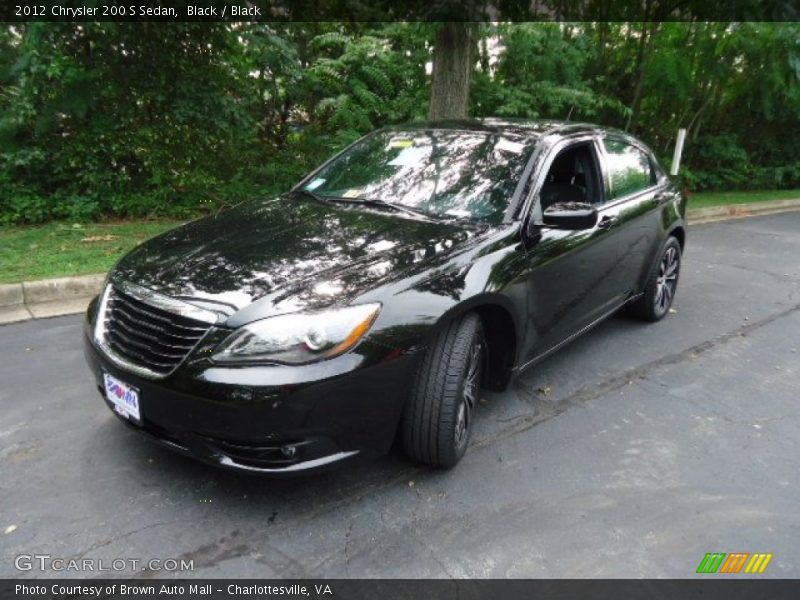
[473,23,628,120]
[0,22,798,225]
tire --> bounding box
[630,236,682,322]
[402,313,485,468]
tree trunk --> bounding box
[428,23,474,120]
[625,21,658,132]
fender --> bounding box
[639,219,686,290]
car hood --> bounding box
[113,196,480,317]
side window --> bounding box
[539,143,603,211]
[603,139,655,199]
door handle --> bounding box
[597,215,618,230]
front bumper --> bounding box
[83,311,418,475]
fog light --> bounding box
[281,445,297,459]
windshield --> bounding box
[300,129,535,224]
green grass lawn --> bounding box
[0,220,184,284]
[688,189,800,209]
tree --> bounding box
[2,20,800,225]
[428,23,476,120]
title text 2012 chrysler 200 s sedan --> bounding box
[84,119,686,473]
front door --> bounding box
[520,138,627,362]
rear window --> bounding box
[603,139,656,199]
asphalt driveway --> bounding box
[1,212,799,578]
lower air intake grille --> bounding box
[103,286,211,376]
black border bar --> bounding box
[2,1,800,22]
[3,579,800,600]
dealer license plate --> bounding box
[103,372,141,425]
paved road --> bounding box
[1,213,799,579]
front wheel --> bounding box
[401,313,485,468]
[630,236,682,322]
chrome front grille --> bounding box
[95,282,218,378]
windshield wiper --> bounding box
[291,190,447,222]
[353,197,440,220]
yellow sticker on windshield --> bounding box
[389,139,414,148]
[388,146,427,167]
[342,189,361,198]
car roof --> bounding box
[383,118,630,142]
[385,117,608,136]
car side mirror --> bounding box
[541,202,598,230]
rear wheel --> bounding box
[630,236,682,322]
[402,313,484,468]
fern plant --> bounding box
[307,27,415,140]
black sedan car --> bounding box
[84,119,686,473]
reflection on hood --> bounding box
[114,196,480,313]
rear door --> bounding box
[597,137,667,295]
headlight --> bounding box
[211,303,381,365]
